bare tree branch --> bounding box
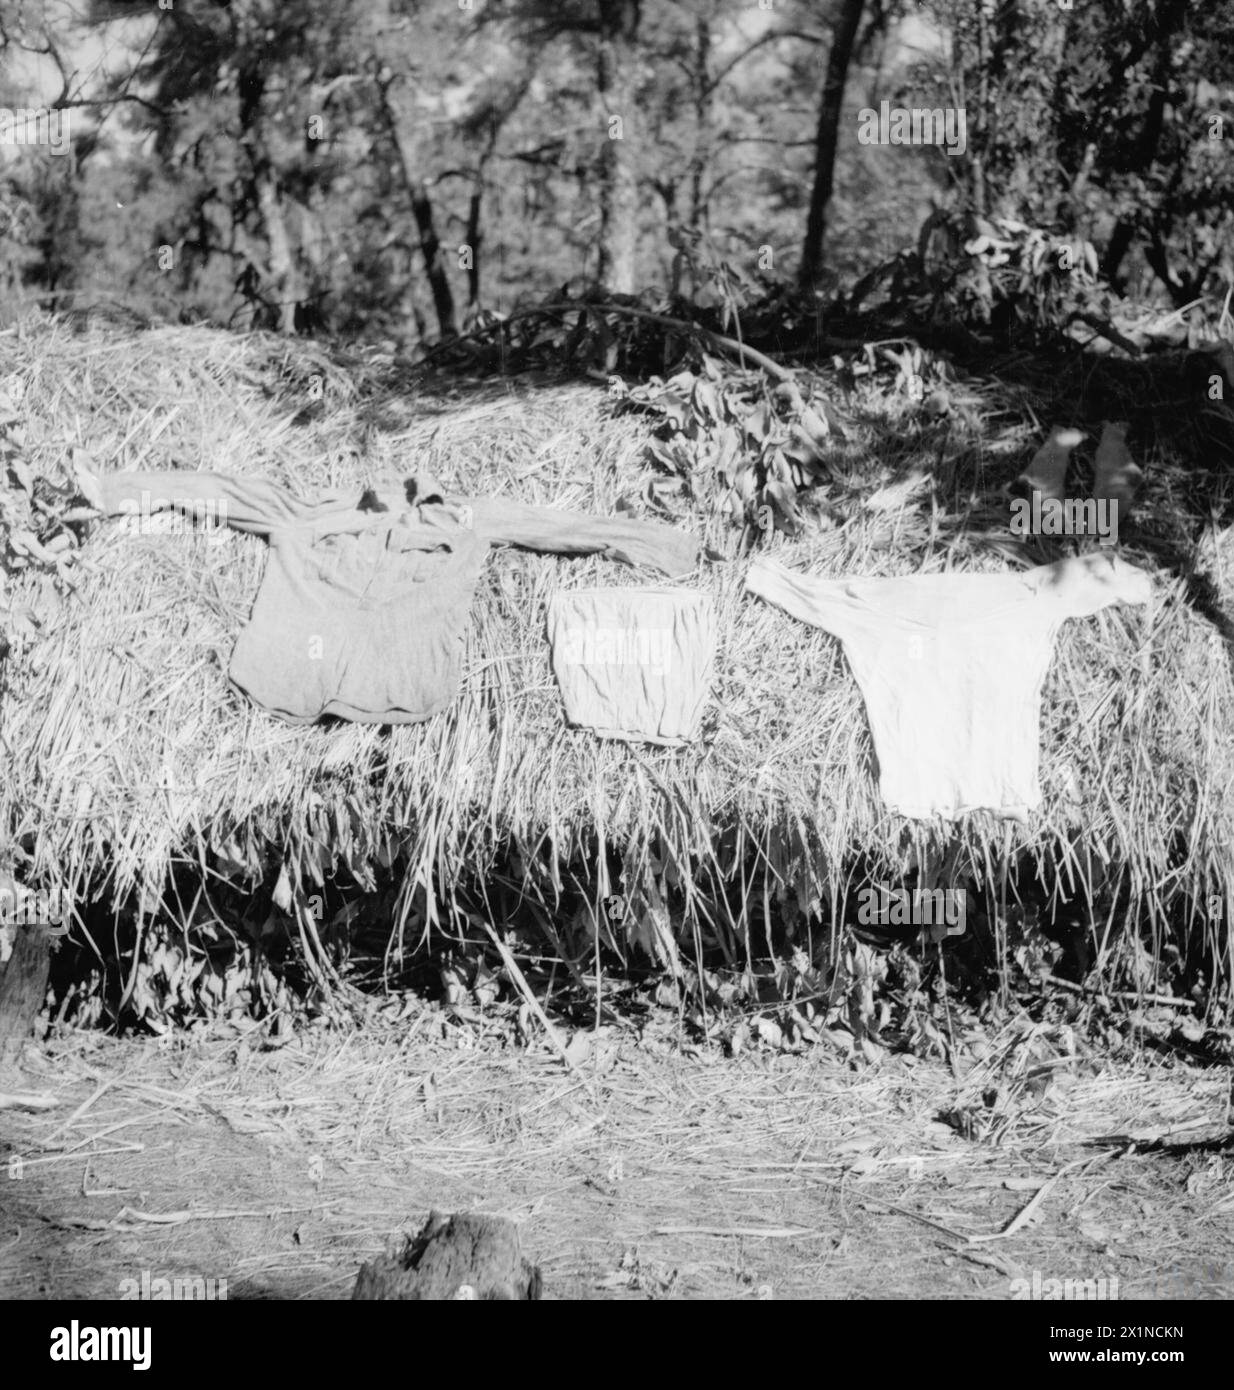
[704,27,825,96]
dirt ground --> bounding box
[1,1000,1231,1301]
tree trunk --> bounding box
[970,0,990,218]
[596,0,641,293]
[798,0,865,293]
[0,927,50,1073]
[465,187,482,310]
[377,78,458,339]
[237,64,306,334]
[688,14,712,231]
[408,181,457,338]
[1101,0,1189,290]
[251,165,306,334]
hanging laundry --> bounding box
[746,551,1153,820]
[93,470,699,725]
[547,588,715,746]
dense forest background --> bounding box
[0,0,1231,347]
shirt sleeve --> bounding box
[744,555,864,643]
[97,471,347,537]
[467,498,699,578]
[1034,552,1154,618]
[96,470,701,575]
[96,470,443,545]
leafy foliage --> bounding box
[921,213,1105,340]
[618,357,841,538]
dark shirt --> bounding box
[99,470,699,724]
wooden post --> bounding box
[0,926,50,1073]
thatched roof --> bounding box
[2,317,1233,978]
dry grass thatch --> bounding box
[1,315,1233,998]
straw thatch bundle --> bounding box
[2,316,1232,1000]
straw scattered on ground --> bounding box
[1,1014,1230,1300]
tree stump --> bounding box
[352,1211,542,1301]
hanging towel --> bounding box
[547,587,715,746]
[95,470,700,725]
[746,552,1152,819]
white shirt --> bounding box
[746,551,1153,819]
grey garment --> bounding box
[547,587,716,746]
[97,470,700,725]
